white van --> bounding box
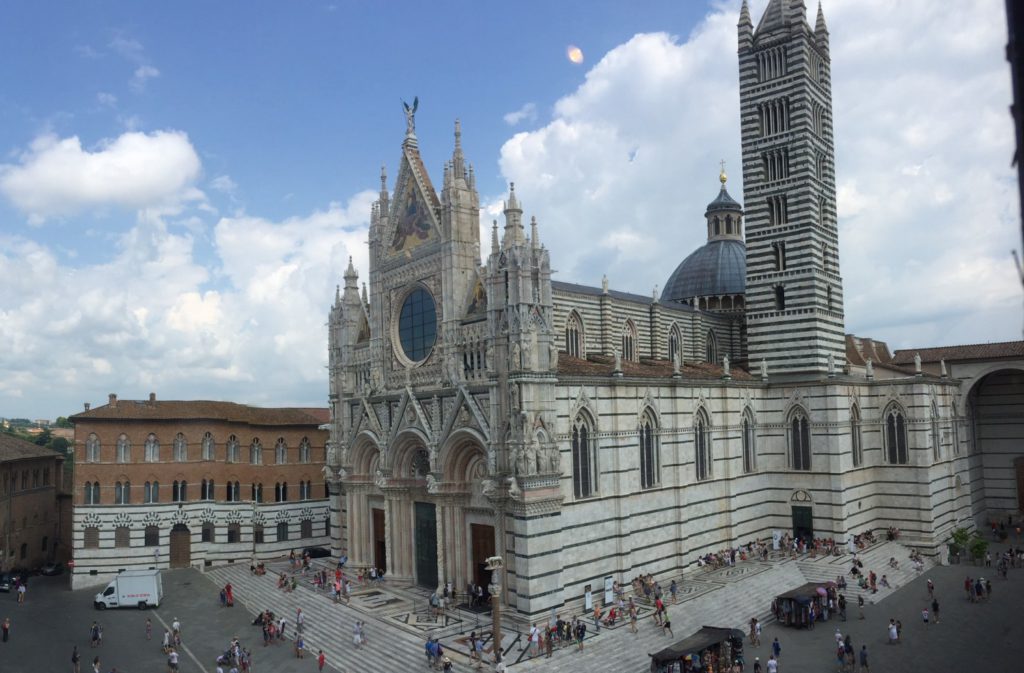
[94,569,163,609]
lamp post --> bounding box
[485,555,504,663]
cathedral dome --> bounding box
[661,173,746,305]
[661,238,746,303]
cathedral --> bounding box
[325,0,1024,620]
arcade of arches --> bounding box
[966,368,1024,515]
[345,431,497,592]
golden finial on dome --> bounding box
[719,159,727,185]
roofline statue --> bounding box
[403,96,418,135]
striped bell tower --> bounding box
[738,0,845,375]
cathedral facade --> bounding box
[325,0,1023,620]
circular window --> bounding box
[398,287,437,362]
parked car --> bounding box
[40,562,65,576]
[303,546,331,559]
[0,573,12,592]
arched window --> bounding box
[713,216,721,236]
[84,481,100,505]
[144,526,159,546]
[201,432,214,461]
[144,481,160,503]
[114,527,129,548]
[299,437,311,463]
[571,413,597,499]
[202,479,215,501]
[172,480,187,502]
[202,522,215,543]
[173,433,187,462]
[276,482,289,502]
[742,409,757,473]
[144,433,160,462]
[931,402,941,461]
[851,405,863,467]
[299,480,310,501]
[565,312,584,359]
[884,404,909,464]
[622,320,638,363]
[705,330,718,364]
[116,434,130,463]
[275,438,287,464]
[694,409,711,480]
[226,435,239,463]
[788,408,811,471]
[86,433,101,462]
[84,526,100,548]
[114,480,130,504]
[226,480,240,502]
[250,439,262,465]
[301,519,313,539]
[639,411,659,489]
[252,482,263,503]
[668,324,682,365]
[277,522,289,542]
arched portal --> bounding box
[169,524,191,568]
[965,368,1024,518]
[440,430,494,597]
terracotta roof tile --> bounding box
[0,434,62,462]
[70,400,329,426]
[891,341,1024,364]
[556,353,753,380]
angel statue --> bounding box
[403,96,418,135]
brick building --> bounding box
[69,394,330,589]
[0,434,67,571]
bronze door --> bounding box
[414,502,438,588]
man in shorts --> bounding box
[167,648,180,673]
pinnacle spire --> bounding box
[452,118,465,178]
[530,215,539,249]
[815,2,829,48]
[491,220,499,254]
[344,256,358,289]
[502,184,525,249]
[379,164,388,196]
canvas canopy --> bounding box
[775,582,823,603]
[649,626,744,667]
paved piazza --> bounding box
[1,544,1022,672]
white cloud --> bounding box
[503,102,538,126]
[210,174,238,195]
[131,65,160,91]
[0,130,203,222]
[495,0,1020,349]
[97,92,118,107]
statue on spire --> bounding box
[402,96,419,135]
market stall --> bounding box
[649,626,745,673]
[772,582,827,628]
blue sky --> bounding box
[1,1,1020,418]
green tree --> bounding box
[53,416,73,428]
[48,436,70,454]
[33,428,52,446]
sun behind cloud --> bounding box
[567,45,584,64]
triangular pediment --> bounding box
[386,146,441,257]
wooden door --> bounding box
[169,524,191,568]
[1015,458,1024,512]
[372,507,387,572]
[471,524,495,592]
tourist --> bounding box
[317,649,326,672]
[887,619,898,645]
[1,617,9,643]
[859,645,870,672]
[753,657,762,673]
[931,597,940,624]
[92,656,101,673]
[926,579,934,597]
[71,646,81,673]
[353,620,363,649]
[16,581,26,604]
[662,612,674,638]
[857,595,865,619]
[670,578,678,603]
[921,607,929,626]
[766,654,778,673]
[772,637,781,659]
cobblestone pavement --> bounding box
[2,541,1020,673]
